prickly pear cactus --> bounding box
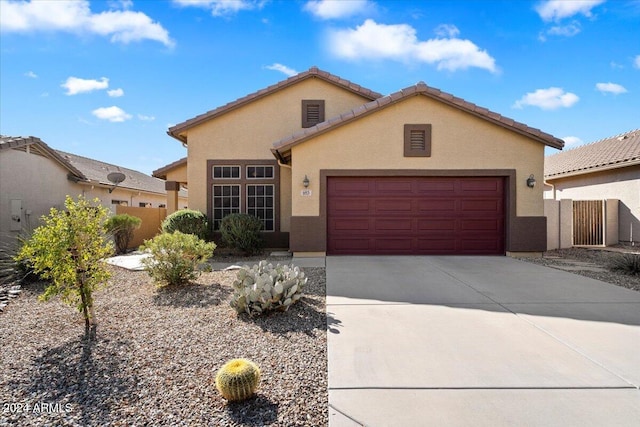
[215,358,261,402]
[230,260,307,316]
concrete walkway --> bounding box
[327,256,640,426]
[105,252,325,271]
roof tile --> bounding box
[545,129,640,178]
[273,81,564,152]
[168,67,382,139]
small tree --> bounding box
[105,214,142,254]
[16,196,113,338]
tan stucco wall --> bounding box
[545,165,640,243]
[165,162,188,183]
[290,95,545,217]
[0,147,186,244]
[182,78,374,221]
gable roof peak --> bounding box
[167,66,382,142]
[273,80,564,154]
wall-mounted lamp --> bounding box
[526,174,536,188]
[303,175,310,188]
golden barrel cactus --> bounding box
[215,358,261,401]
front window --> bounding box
[213,165,240,179]
[209,160,278,233]
[212,184,240,230]
[247,165,274,179]
[247,184,274,231]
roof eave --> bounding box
[168,68,382,137]
[545,158,640,180]
[273,88,564,156]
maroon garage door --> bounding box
[327,176,505,255]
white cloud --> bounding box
[92,106,132,122]
[24,71,38,78]
[137,114,156,121]
[434,24,460,38]
[304,0,374,20]
[513,87,579,110]
[328,20,497,73]
[547,22,581,37]
[595,82,627,94]
[635,55,640,69]
[0,0,174,47]
[173,0,263,16]
[562,136,584,147]
[265,63,298,77]
[62,76,109,95]
[108,0,133,9]
[107,88,124,97]
[535,0,605,22]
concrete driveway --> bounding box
[327,256,640,426]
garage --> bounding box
[327,176,505,255]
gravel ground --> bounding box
[0,263,327,426]
[520,246,640,292]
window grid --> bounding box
[247,184,275,231]
[247,165,274,179]
[213,165,241,179]
[212,184,241,230]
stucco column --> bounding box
[165,181,180,215]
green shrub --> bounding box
[219,213,263,255]
[609,252,640,276]
[15,196,113,337]
[161,209,208,239]
[231,260,306,316]
[140,231,216,287]
[105,214,142,254]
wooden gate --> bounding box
[573,200,604,246]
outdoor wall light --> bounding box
[303,175,310,188]
[526,174,536,188]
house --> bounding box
[157,67,563,256]
[545,129,640,245]
[0,135,187,244]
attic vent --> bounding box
[302,100,325,128]
[410,130,426,150]
[307,104,320,122]
[404,124,432,157]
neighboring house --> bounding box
[156,67,563,256]
[0,135,187,243]
[544,129,640,245]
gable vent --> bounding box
[302,100,325,128]
[410,130,426,150]
[306,104,321,122]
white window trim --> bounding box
[246,165,274,180]
[246,184,275,232]
[212,165,241,179]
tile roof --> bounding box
[167,66,383,142]
[56,150,186,196]
[272,82,564,156]
[152,157,187,179]
[545,129,640,179]
[1,135,185,197]
[1,135,86,178]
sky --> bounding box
[1,0,639,175]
